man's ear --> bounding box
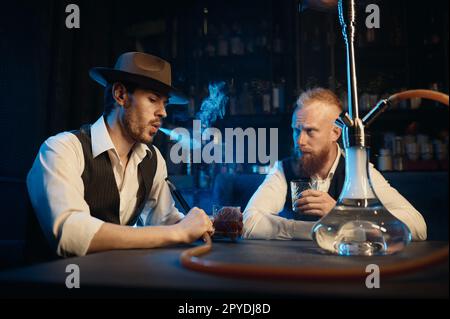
[331,125,341,143]
[112,82,129,107]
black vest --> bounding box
[72,124,157,226]
[280,154,346,221]
[25,124,157,263]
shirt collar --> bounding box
[312,143,342,181]
[327,143,343,180]
[90,116,151,161]
[91,116,116,158]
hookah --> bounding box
[311,0,410,256]
[311,0,449,256]
[177,0,449,278]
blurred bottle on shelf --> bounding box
[238,82,254,115]
[392,136,405,171]
[377,148,393,171]
[273,24,283,54]
[217,24,230,57]
[366,27,376,44]
[272,79,286,114]
[405,141,419,162]
[419,140,434,161]
[433,139,447,161]
[383,132,396,153]
[245,24,256,55]
[230,22,245,56]
[205,40,216,57]
[217,37,229,57]
[256,20,269,53]
[359,92,370,113]
[262,81,271,114]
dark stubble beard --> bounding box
[122,107,153,144]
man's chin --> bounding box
[142,136,154,144]
[134,133,154,144]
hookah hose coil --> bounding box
[180,90,449,280]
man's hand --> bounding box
[175,207,214,243]
[293,190,336,217]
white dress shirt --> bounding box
[27,116,184,257]
[243,144,427,241]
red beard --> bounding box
[298,147,330,177]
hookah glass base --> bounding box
[312,198,411,256]
[312,146,412,256]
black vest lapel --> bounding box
[328,154,346,201]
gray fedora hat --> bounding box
[89,52,188,105]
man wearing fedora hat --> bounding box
[27,52,214,258]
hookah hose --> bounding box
[388,89,449,106]
[180,89,449,281]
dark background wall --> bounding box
[1,0,448,179]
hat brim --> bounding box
[89,67,188,105]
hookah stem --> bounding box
[165,178,212,246]
[339,0,359,121]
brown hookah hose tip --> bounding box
[180,233,212,266]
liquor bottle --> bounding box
[239,82,254,114]
[230,22,244,56]
[256,20,269,53]
[217,24,229,57]
[262,82,271,114]
[273,24,283,54]
[245,24,255,55]
[272,79,285,114]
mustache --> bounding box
[294,147,313,156]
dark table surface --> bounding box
[0,240,448,298]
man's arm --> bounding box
[27,133,212,257]
[369,164,427,241]
[27,132,105,257]
[243,161,314,240]
[87,207,211,253]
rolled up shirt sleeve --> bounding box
[243,161,314,240]
[369,164,427,241]
[27,133,104,257]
